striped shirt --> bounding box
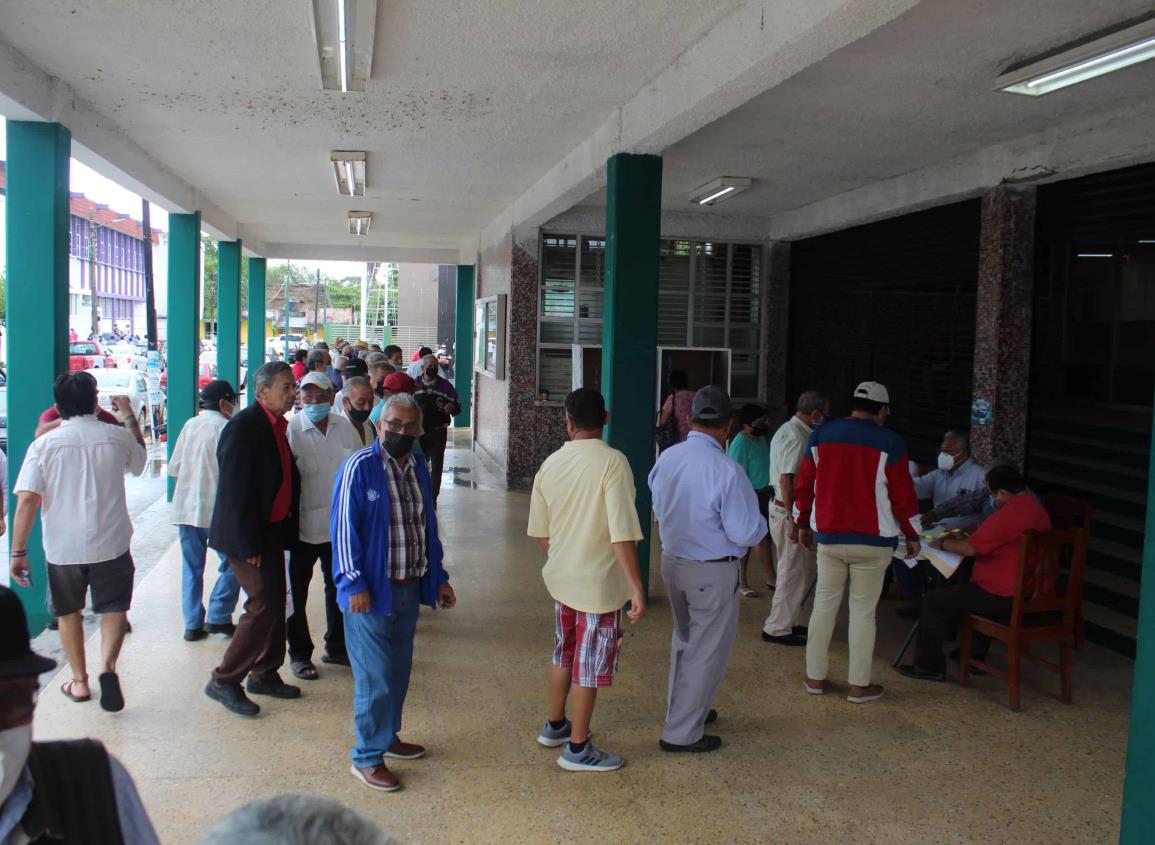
[383,453,427,580]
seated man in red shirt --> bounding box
[897,464,1051,682]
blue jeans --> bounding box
[178,524,241,631]
[344,581,420,769]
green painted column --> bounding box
[166,212,202,501]
[1121,416,1155,842]
[601,153,662,593]
[216,240,241,392]
[453,265,475,427]
[247,257,267,404]
[3,121,70,629]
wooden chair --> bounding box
[959,526,1088,710]
[1042,495,1093,649]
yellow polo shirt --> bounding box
[527,438,644,614]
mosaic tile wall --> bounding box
[971,185,1036,468]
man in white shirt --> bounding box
[916,430,987,529]
[338,376,376,446]
[168,380,241,642]
[9,371,146,713]
[286,372,361,678]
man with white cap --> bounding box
[648,385,767,753]
[793,381,920,704]
[285,371,361,679]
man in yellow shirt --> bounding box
[527,388,646,772]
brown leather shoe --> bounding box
[385,738,426,760]
[350,764,401,792]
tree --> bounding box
[201,235,249,332]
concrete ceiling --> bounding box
[652,0,1155,231]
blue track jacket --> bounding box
[330,439,449,616]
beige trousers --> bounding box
[762,505,817,636]
[804,543,892,687]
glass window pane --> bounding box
[541,233,577,318]
[580,237,606,289]
[577,321,602,344]
[539,320,575,344]
[538,347,572,399]
[577,286,602,320]
[695,241,728,297]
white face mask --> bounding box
[0,724,33,806]
[937,451,957,472]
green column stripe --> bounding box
[601,153,663,594]
[216,240,242,391]
[4,121,71,631]
[454,265,475,427]
[247,257,267,404]
[166,212,202,500]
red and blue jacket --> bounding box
[793,417,919,549]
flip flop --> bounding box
[738,586,760,598]
[99,672,125,712]
[61,679,92,703]
[291,660,319,681]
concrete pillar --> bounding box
[166,212,202,501]
[217,240,242,392]
[970,185,1036,468]
[454,265,475,427]
[3,121,70,627]
[1123,433,1155,841]
[763,241,791,421]
[601,153,662,593]
[246,257,267,404]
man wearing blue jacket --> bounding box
[331,391,457,793]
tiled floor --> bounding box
[32,443,1131,844]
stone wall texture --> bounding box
[971,185,1037,468]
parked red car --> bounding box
[69,341,116,371]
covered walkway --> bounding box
[30,447,1131,844]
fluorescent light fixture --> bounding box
[310,0,377,92]
[1076,253,1114,258]
[688,177,752,206]
[1139,240,1155,244]
[996,18,1155,96]
[348,211,372,236]
[331,151,367,196]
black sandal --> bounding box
[291,659,319,681]
[99,672,125,712]
[61,676,92,703]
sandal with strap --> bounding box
[291,659,319,681]
[61,676,92,703]
[738,585,760,598]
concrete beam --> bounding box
[544,205,770,242]
[495,0,922,234]
[768,99,1155,242]
[260,243,461,264]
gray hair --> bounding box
[306,350,328,372]
[421,353,438,367]
[368,361,391,378]
[343,375,371,393]
[313,341,329,350]
[254,361,292,389]
[944,429,971,453]
[198,795,396,845]
[333,354,348,370]
[364,351,387,366]
[796,390,826,416]
[379,391,423,427]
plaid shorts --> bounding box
[552,602,623,688]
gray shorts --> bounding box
[47,551,135,617]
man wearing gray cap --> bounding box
[648,385,767,753]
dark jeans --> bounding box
[212,522,288,687]
[287,541,345,662]
[915,583,1013,672]
[420,428,449,502]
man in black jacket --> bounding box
[205,362,302,717]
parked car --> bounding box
[108,342,147,371]
[267,334,307,360]
[86,367,152,431]
[70,340,116,371]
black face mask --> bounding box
[374,384,386,398]
[425,366,438,379]
[348,408,371,423]
[383,430,416,459]
[751,426,768,437]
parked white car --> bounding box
[87,367,153,431]
[107,342,147,371]
[266,334,308,360]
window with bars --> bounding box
[537,233,763,401]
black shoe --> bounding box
[660,735,722,753]
[204,622,237,637]
[762,631,807,646]
[705,709,718,725]
[895,664,945,682]
[320,652,350,666]
[184,628,208,642]
[205,681,260,716]
[246,676,301,699]
[792,626,808,636]
[896,603,921,621]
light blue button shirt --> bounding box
[649,431,768,561]
[915,457,987,529]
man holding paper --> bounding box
[896,464,1051,682]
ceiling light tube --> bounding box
[1076,253,1114,258]
[688,177,752,207]
[311,0,377,92]
[348,211,372,236]
[996,18,1155,96]
[331,151,367,197]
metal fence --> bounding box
[323,324,439,355]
